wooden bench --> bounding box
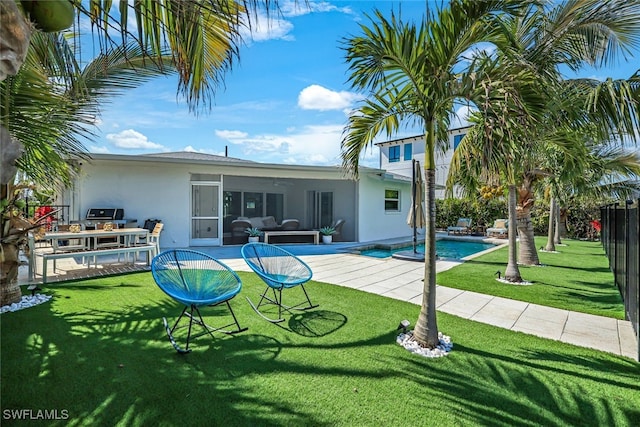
[263,230,320,245]
[36,244,156,284]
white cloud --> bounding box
[215,130,248,139]
[241,1,355,43]
[183,145,226,156]
[585,74,607,82]
[88,145,110,154]
[460,43,497,63]
[280,1,355,17]
[450,105,476,129]
[241,11,295,43]
[106,129,164,150]
[216,123,379,167]
[298,85,361,111]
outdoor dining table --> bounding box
[28,227,149,281]
[44,227,147,247]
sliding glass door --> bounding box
[306,190,333,229]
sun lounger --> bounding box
[447,218,472,235]
[486,219,508,238]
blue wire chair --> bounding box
[151,249,247,353]
[241,242,317,323]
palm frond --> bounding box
[72,0,270,113]
[340,96,403,178]
[1,37,174,188]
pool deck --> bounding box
[17,233,638,360]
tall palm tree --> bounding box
[507,0,640,265]
[1,0,276,305]
[451,1,640,276]
[447,49,548,283]
[0,33,175,305]
[340,0,523,349]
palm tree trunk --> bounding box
[545,196,556,252]
[0,242,22,305]
[0,1,31,81]
[558,207,568,238]
[413,126,439,349]
[413,168,439,348]
[517,207,540,265]
[504,185,522,282]
[1,182,23,306]
[1,3,29,304]
[517,185,540,266]
[554,202,562,244]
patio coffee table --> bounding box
[263,230,320,245]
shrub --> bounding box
[565,200,602,239]
[436,196,603,239]
[436,197,506,230]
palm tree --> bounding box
[0,33,176,304]
[447,50,547,282]
[1,1,276,305]
[451,1,640,275]
[340,1,523,349]
[508,1,640,265]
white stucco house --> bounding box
[59,152,414,248]
[57,125,471,248]
[375,125,471,198]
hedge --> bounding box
[435,197,601,239]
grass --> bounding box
[1,263,639,426]
[437,237,625,319]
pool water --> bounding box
[360,240,495,259]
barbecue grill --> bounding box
[81,208,137,229]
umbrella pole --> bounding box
[412,159,417,254]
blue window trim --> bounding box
[389,146,400,163]
[453,134,465,150]
[403,143,412,161]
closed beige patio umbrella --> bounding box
[407,159,426,231]
[394,159,425,261]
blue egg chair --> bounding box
[241,242,317,323]
[151,249,247,353]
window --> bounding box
[389,145,400,162]
[191,173,221,182]
[225,191,284,220]
[384,189,400,211]
[223,191,242,219]
[243,192,263,217]
[403,143,412,161]
[223,191,284,233]
[266,193,284,223]
[453,133,466,149]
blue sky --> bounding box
[84,0,640,168]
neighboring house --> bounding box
[376,125,471,198]
[58,152,413,248]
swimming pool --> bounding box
[359,240,495,259]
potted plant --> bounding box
[245,227,263,242]
[319,226,335,244]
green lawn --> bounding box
[1,265,638,426]
[437,237,625,319]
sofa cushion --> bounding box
[262,216,278,229]
[280,219,300,230]
[248,217,264,228]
